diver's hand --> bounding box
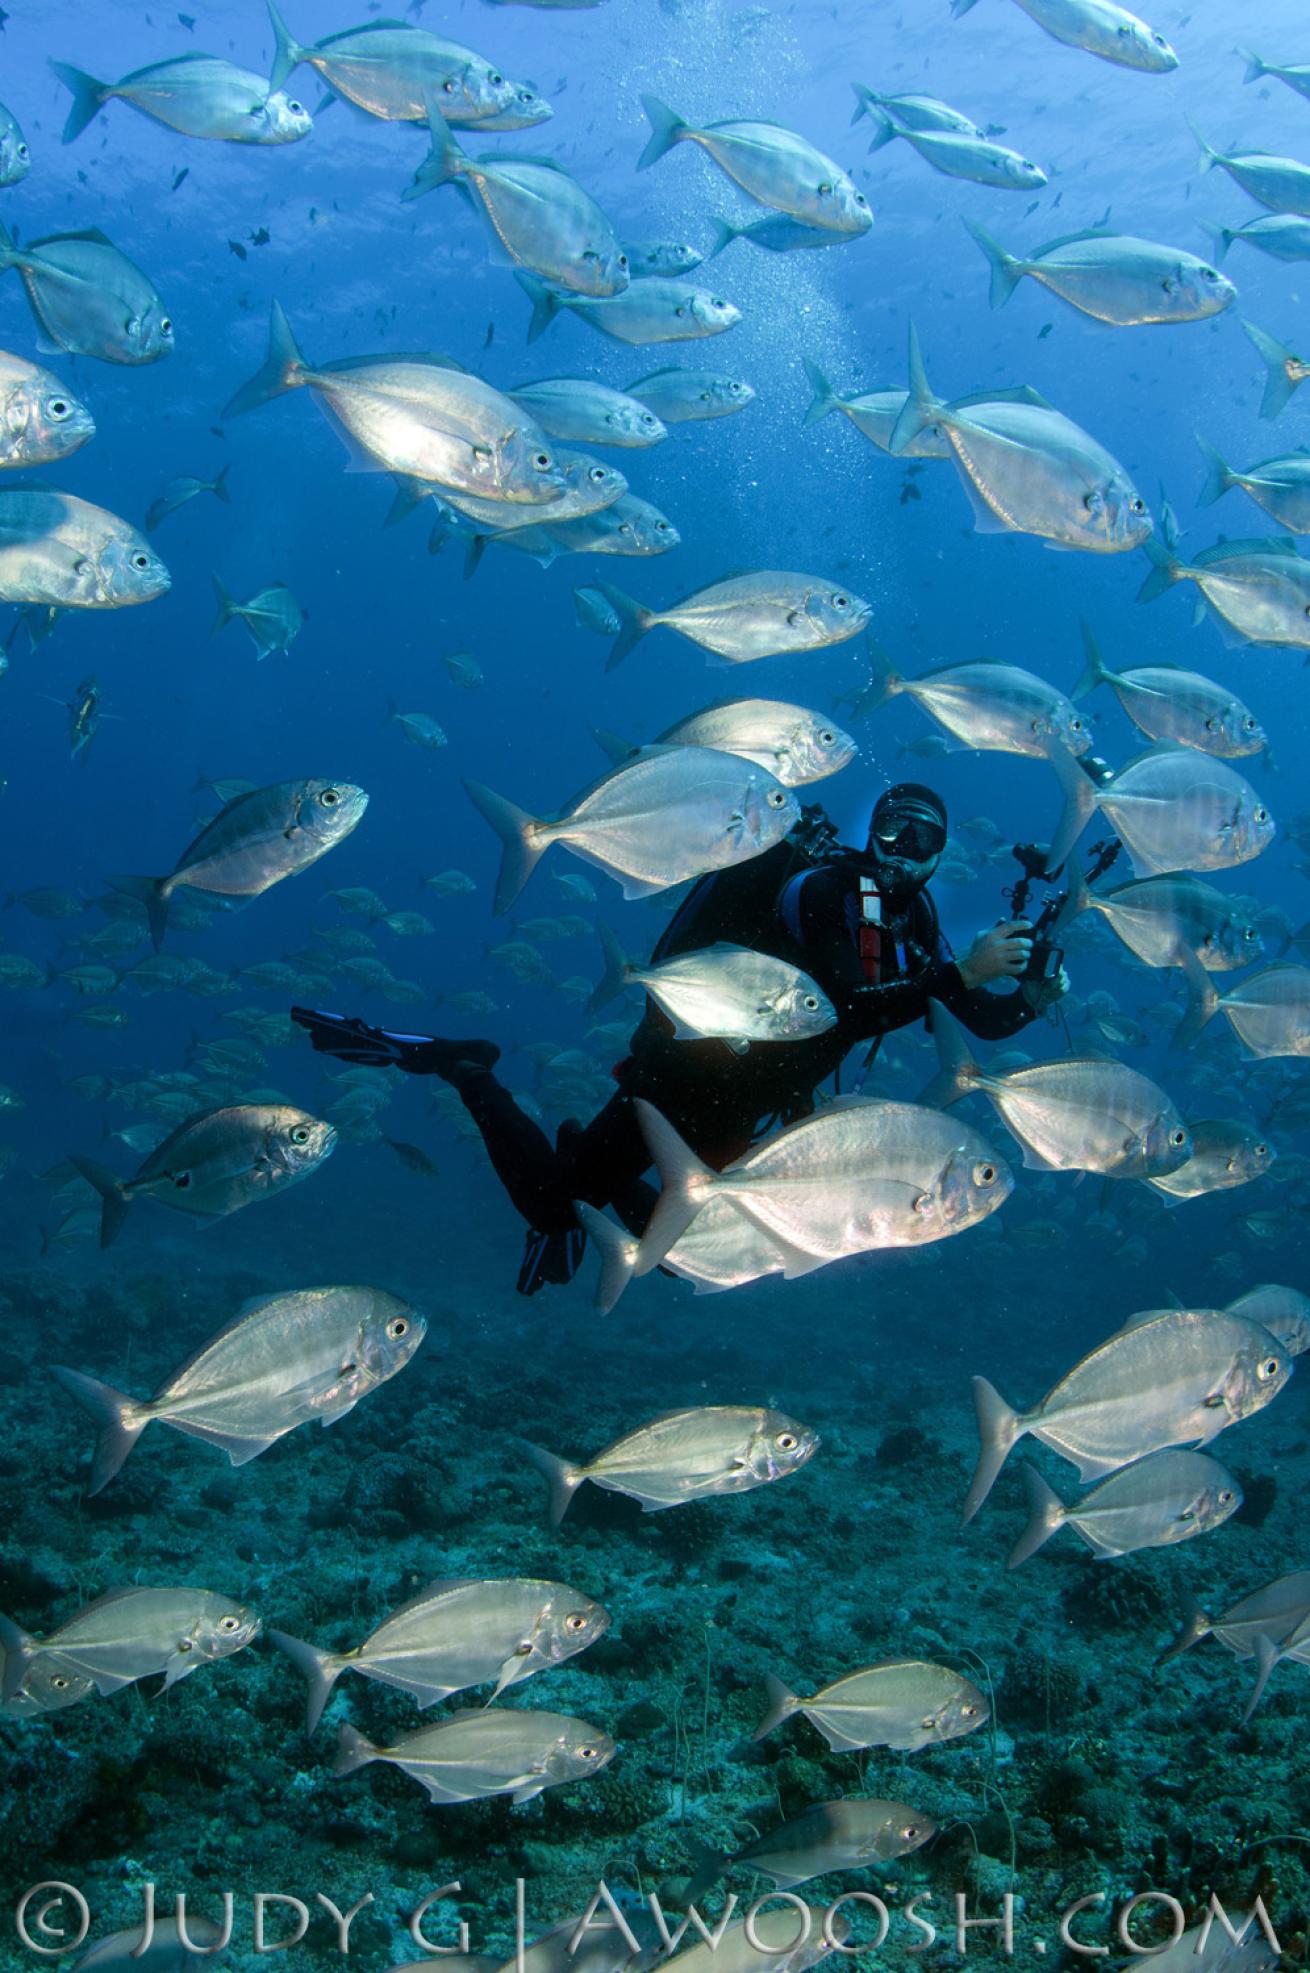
[958,920,1033,989]
[1022,966,1071,1014]
[291,1005,441,1072]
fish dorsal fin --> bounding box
[1193,535,1302,566]
[950,384,1055,411]
[1031,228,1119,255]
[28,226,115,249]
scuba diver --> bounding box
[293,782,1069,1294]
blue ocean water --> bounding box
[1,0,1309,1965]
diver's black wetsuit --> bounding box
[400,840,1037,1263]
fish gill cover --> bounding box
[0,0,1307,1967]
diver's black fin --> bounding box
[516,1224,587,1297]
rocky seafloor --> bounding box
[1,1192,1307,1973]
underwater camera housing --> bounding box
[1005,754,1119,983]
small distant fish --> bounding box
[390,708,448,749]
[688,1797,936,1898]
[625,367,755,423]
[637,97,872,237]
[212,575,303,659]
[385,1138,440,1177]
[592,571,871,671]
[523,1405,818,1523]
[146,465,230,533]
[965,222,1234,324]
[443,650,483,688]
[423,869,477,895]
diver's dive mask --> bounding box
[866,787,948,891]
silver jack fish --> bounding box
[523,1405,818,1523]
[0,223,173,365]
[1009,1450,1241,1566]
[0,1586,260,1699]
[753,1659,987,1751]
[333,1708,614,1805]
[52,1287,425,1493]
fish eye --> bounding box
[775,1430,799,1450]
[589,466,606,484]
[1243,715,1258,731]
[1202,266,1218,281]
[1256,1143,1269,1158]
[656,520,670,532]
[961,1703,978,1718]
[442,78,456,92]
[16,143,28,160]
[675,305,688,318]
[490,71,504,84]
[975,1161,997,1186]
[50,1674,70,1689]
[318,787,340,806]
[218,1615,240,1632]
[818,180,833,194]
[855,192,868,206]
[1255,805,1270,823]
[289,100,305,114]
[711,297,727,309]
[802,994,820,1011]
[386,1316,408,1339]
[291,1124,311,1144]
[766,789,787,808]
[903,1824,919,1840]
[1021,159,1036,171]
[831,593,849,609]
[1130,497,1146,513]
[1205,716,1218,732]
[131,552,149,570]
[1153,31,1167,43]
[582,249,599,263]
[578,1744,599,1760]
[565,1611,588,1632]
[1258,1355,1282,1381]
[160,317,172,334]
[617,253,629,270]
[47,397,70,420]
[534,452,552,470]
[618,523,633,537]
[1170,1128,1187,1147]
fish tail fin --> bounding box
[752,1671,801,1741]
[849,82,872,125]
[637,95,687,171]
[1238,46,1268,83]
[1242,317,1301,420]
[1197,219,1234,264]
[1007,1464,1066,1569]
[631,1097,715,1274]
[864,106,898,154]
[961,1374,1022,1524]
[68,1155,132,1249]
[801,357,841,428]
[0,1612,35,1703]
[462,778,546,914]
[1055,858,1091,937]
[951,0,983,13]
[1044,733,1100,872]
[222,299,306,418]
[461,533,490,580]
[1155,1596,1214,1667]
[889,321,940,455]
[589,724,634,767]
[1187,117,1220,173]
[212,464,232,504]
[211,571,237,633]
[48,1364,146,1495]
[919,999,981,1109]
[49,61,109,144]
[266,0,307,94]
[1195,432,1235,506]
[854,635,904,716]
[110,873,170,951]
[1173,947,1221,1051]
[0,218,15,268]
[572,1202,638,1315]
[515,269,562,342]
[706,219,740,260]
[267,1629,347,1734]
[1134,527,1185,604]
[593,580,654,670]
[1072,618,1110,700]
[332,1721,380,1778]
[585,922,630,1015]
[685,1840,730,1907]
[1243,1631,1283,1722]
[963,216,1023,308]
[404,97,465,201]
[521,1440,585,1526]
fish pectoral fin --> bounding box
[511,1781,547,1804]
